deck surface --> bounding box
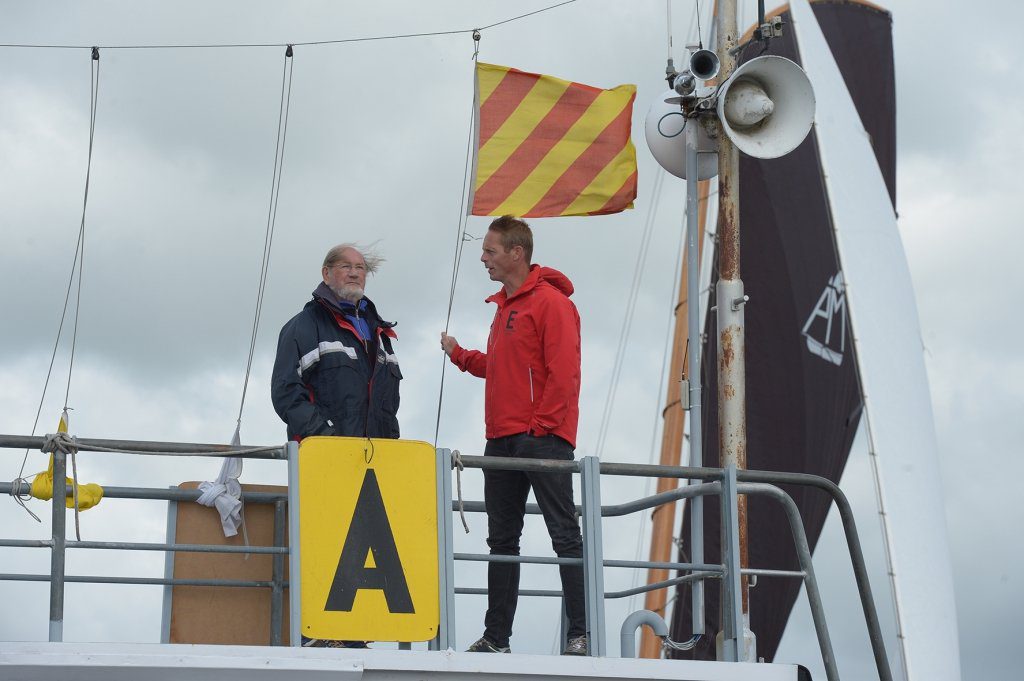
[0,642,800,681]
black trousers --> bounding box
[482,433,586,648]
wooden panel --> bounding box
[168,482,289,645]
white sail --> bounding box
[789,1,961,678]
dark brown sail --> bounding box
[669,0,896,662]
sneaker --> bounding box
[465,636,510,653]
[562,635,588,656]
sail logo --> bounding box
[802,272,847,366]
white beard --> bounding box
[330,283,364,303]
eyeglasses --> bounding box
[332,263,366,273]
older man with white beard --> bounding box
[272,243,402,444]
[271,243,402,649]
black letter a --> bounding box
[324,469,414,613]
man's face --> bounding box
[322,247,367,302]
[481,230,518,284]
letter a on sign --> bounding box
[298,437,438,641]
[325,469,414,613]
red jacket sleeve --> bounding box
[529,293,581,435]
[450,344,487,378]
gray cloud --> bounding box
[1,1,1019,676]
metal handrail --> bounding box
[0,433,892,680]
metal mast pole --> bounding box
[714,0,752,661]
[684,120,706,640]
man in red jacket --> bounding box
[441,215,587,656]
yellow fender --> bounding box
[30,455,104,510]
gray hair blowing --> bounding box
[322,242,385,274]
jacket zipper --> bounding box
[528,367,534,403]
[364,328,380,438]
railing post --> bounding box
[431,448,456,651]
[719,464,743,661]
[286,440,301,647]
[270,498,286,646]
[160,492,178,643]
[738,482,841,681]
[580,455,605,656]
[685,110,706,639]
[48,448,67,642]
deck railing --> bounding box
[0,433,893,681]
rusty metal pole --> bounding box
[714,0,753,662]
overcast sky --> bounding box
[0,1,1020,679]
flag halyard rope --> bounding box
[432,34,482,535]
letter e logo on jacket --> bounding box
[505,310,518,331]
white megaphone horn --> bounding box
[644,91,719,180]
[716,55,815,159]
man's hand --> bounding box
[440,332,459,357]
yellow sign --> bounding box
[299,437,439,642]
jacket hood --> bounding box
[487,264,574,305]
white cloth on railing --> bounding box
[196,425,244,537]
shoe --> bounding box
[465,636,510,653]
[562,635,588,656]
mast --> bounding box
[641,0,727,660]
[638,180,710,659]
[712,0,752,656]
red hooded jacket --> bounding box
[450,265,581,448]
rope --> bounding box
[451,450,470,533]
[236,45,295,435]
[0,1,579,51]
[432,32,480,449]
[662,634,701,652]
[69,447,82,540]
[40,433,281,458]
[7,478,41,523]
[42,427,84,540]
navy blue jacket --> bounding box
[271,283,401,440]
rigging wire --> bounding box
[592,169,664,459]
[236,45,296,434]
[9,49,101,523]
[432,32,480,450]
[63,48,100,414]
[0,0,579,51]
[623,0,711,621]
[626,174,690,614]
[64,48,102,542]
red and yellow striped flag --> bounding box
[471,62,637,218]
